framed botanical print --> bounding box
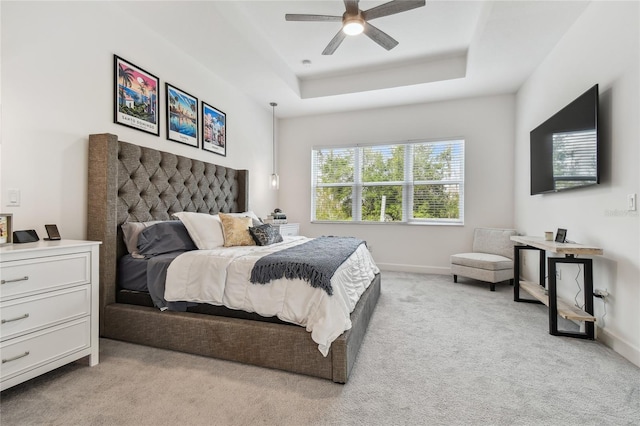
[201,101,226,156]
[114,55,159,136]
[166,83,198,147]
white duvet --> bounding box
[165,236,379,356]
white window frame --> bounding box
[311,139,465,225]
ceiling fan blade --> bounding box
[285,14,342,22]
[363,0,426,21]
[344,0,359,16]
[322,30,347,55]
[363,22,399,51]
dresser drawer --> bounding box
[0,252,90,301]
[1,285,91,342]
[0,318,90,383]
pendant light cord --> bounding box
[270,102,277,174]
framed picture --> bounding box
[114,55,160,136]
[0,213,13,246]
[166,83,198,148]
[201,101,226,156]
[555,228,567,243]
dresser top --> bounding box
[1,240,101,256]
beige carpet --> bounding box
[1,272,639,425]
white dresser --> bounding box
[0,240,100,391]
[273,223,300,237]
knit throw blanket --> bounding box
[250,236,365,296]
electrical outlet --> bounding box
[594,289,609,298]
[555,269,562,280]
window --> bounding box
[312,139,464,224]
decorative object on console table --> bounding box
[555,228,567,243]
[511,235,602,339]
[0,240,101,391]
[165,83,198,148]
[201,100,226,156]
[0,213,12,246]
[114,55,159,136]
[273,223,299,237]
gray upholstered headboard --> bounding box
[87,133,248,332]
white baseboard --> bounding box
[596,326,640,368]
[377,263,450,275]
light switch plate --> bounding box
[628,193,637,211]
[7,189,20,207]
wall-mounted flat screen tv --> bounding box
[530,84,599,195]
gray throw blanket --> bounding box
[250,236,365,295]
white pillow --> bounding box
[227,211,261,222]
[172,212,224,249]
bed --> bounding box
[87,133,381,383]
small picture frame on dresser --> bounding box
[0,213,13,246]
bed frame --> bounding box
[86,133,380,383]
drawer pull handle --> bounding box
[1,276,29,285]
[2,351,30,364]
[1,313,30,324]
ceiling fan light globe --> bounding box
[343,19,364,36]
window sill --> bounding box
[311,220,464,226]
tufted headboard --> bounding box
[87,133,248,332]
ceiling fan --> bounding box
[285,0,426,55]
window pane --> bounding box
[413,142,463,181]
[362,145,404,182]
[362,185,403,222]
[314,148,355,184]
[314,187,353,220]
[413,184,460,219]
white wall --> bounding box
[514,1,639,366]
[1,2,275,239]
[279,94,516,273]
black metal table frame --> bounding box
[513,244,595,339]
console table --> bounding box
[511,236,603,339]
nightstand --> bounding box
[0,240,100,390]
[274,223,299,237]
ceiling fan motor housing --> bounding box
[342,11,365,35]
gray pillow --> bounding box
[137,221,197,256]
[249,224,283,246]
[121,220,163,257]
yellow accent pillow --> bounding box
[219,213,256,247]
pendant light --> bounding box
[270,102,279,190]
